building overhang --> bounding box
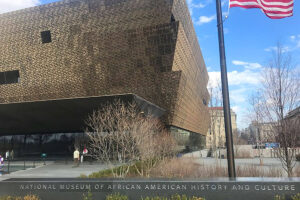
[0,94,165,136]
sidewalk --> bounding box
[0,162,110,181]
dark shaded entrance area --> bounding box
[0,94,164,135]
[0,133,82,158]
[0,94,165,157]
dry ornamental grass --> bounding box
[150,158,285,178]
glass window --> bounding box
[0,70,20,85]
[41,30,52,43]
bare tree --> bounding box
[85,100,177,178]
[232,129,250,159]
[248,91,266,165]
[207,80,224,159]
[257,44,300,176]
[134,130,177,177]
[233,129,248,145]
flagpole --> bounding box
[216,0,236,179]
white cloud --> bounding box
[265,35,300,52]
[208,70,261,129]
[191,1,206,9]
[232,60,262,69]
[208,70,260,88]
[187,0,213,16]
[294,34,300,48]
[208,71,221,88]
[290,35,296,41]
[195,15,216,26]
[264,46,291,52]
[232,61,248,66]
[0,0,40,14]
[297,39,300,48]
[208,69,262,129]
[231,105,241,114]
[187,0,193,5]
[187,0,194,16]
[230,88,248,103]
[228,70,261,85]
[187,0,205,16]
[264,46,276,52]
[233,105,252,129]
[187,0,212,9]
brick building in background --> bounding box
[247,121,276,144]
[206,107,237,149]
[0,0,210,155]
[284,107,300,147]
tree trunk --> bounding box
[285,147,292,177]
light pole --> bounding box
[216,0,236,179]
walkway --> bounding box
[0,161,110,181]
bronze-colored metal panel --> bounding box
[0,0,209,135]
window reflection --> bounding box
[0,133,88,158]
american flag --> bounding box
[229,0,294,19]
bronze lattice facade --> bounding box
[0,0,210,135]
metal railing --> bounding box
[0,155,97,175]
[0,158,44,175]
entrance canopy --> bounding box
[0,94,165,136]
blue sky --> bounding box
[0,0,299,129]
[187,0,300,128]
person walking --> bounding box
[73,149,80,167]
[5,150,9,160]
[81,147,88,163]
[0,155,4,171]
[10,150,14,160]
[80,152,83,164]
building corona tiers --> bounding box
[0,0,210,155]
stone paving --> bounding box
[1,154,299,181]
[187,156,300,177]
[0,161,110,181]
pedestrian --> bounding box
[0,155,4,171]
[81,147,88,163]
[80,153,83,163]
[73,149,80,167]
[5,150,9,160]
[83,147,88,155]
[10,150,14,160]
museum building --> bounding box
[0,0,210,156]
